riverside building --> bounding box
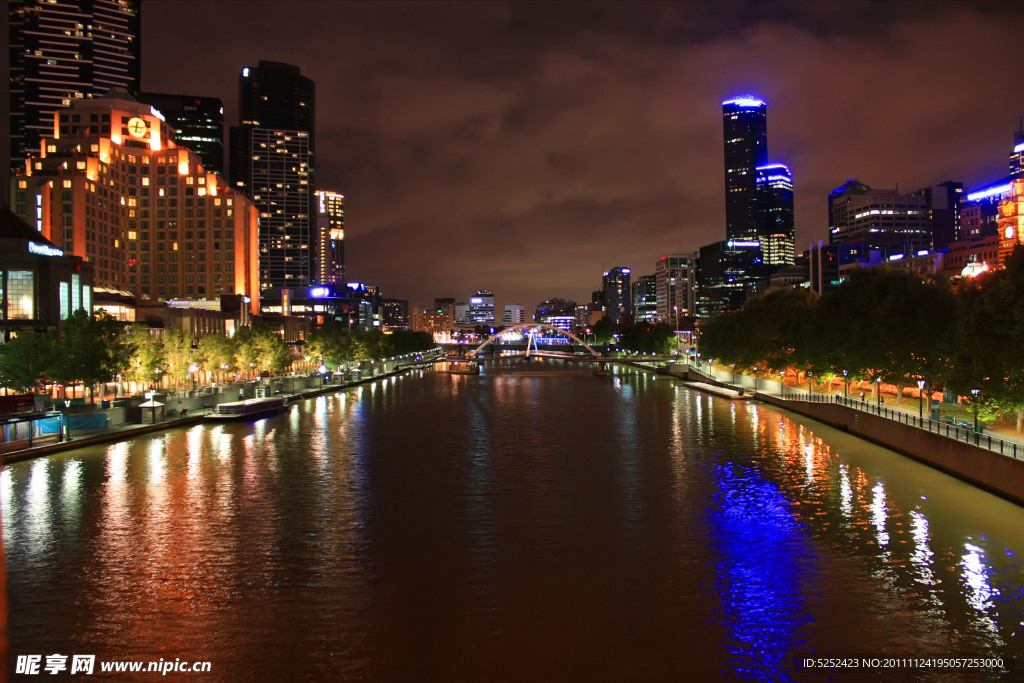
[10,93,260,313]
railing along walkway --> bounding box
[776,390,1024,462]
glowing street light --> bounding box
[971,387,981,434]
[917,379,926,419]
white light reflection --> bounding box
[25,458,53,549]
[0,467,14,546]
[803,443,814,480]
[186,425,203,479]
[839,464,852,518]
[61,459,83,523]
[909,510,936,586]
[148,437,166,484]
[871,482,888,547]
[961,543,999,615]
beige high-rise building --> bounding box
[11,92,260,313]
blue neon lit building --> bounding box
[756,164,795,266]
[723,96,767,241]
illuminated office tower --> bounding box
[230,61,315,293]
[722,96,767,240]
[1011,120,1024,176]
[654,254,694,329]
[314,190,345,285]
[602,266,633,324]
[137,92,224,174]
[632,274,658,323]
[9,0,141,175]
[756,164,795,266]
[11,93,261,312]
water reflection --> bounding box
[2,365,1023,679]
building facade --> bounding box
[828,180,936,253]
[632,274,658,323]
[0,208,94,340]
[503,304,525,325]
[229,61,316,295]
[723,96,767,241]
[654,254,694,329]
[137,92,225,174]
[314,190,345,285]
[602,267,632,324]
[695,240,763,319]
[534,298,576,330]
[464,290,495,325]
[756,164,795,266]
[9,0,141,174]
[382,298,409,330]
[11,94,260,312]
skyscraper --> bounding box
[602,267,633,324]
[314,190,345,285]
[137,92,225,174]
[756,164,795,266]
[9,0,141,174]
[722,96,767,240]
[654,254,694,329]
[230,61,315,294]
[632,274,658,323]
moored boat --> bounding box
[448,361,480,375]
[205,397,288,421]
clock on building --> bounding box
[127,117,148,138]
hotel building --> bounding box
[10,93,260,313]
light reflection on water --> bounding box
[2,362,1023,679]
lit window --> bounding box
[6,271,35,319]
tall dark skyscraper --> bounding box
[137,92,225,174]
[9,0,141,174]
[602,266,633,324]
[722,96,767,240]
[230,61,316,294]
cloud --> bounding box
[144,1,1024,311]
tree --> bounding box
[195,334,237,382]
[950,245,1024,430]
[51,310,125,402]
[0,329,56,394]
[162,328,194,389]
[591,316,617,345]
[123,325,164,391]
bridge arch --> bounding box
[467,323,602,358]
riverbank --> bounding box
[0,359,440,465]
[647,362,1024,506]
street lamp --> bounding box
[189,362,198,394]
[971,387,981,434]
[917,379,926,419]
[842,369,848,398]
[876,376,882,407]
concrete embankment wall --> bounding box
[756,392,1024,506]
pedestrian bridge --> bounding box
[466,323,602,358]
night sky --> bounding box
[139,1,1023,311]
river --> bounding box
[3,360,1022,680]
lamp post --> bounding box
[842,369,848,398]
[917,379,926,419]
[189,362,198,394]
[971,387,980,434]
[876,376,882,408]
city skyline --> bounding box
[6,1,1023,311]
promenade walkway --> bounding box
[1,356,444,464]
